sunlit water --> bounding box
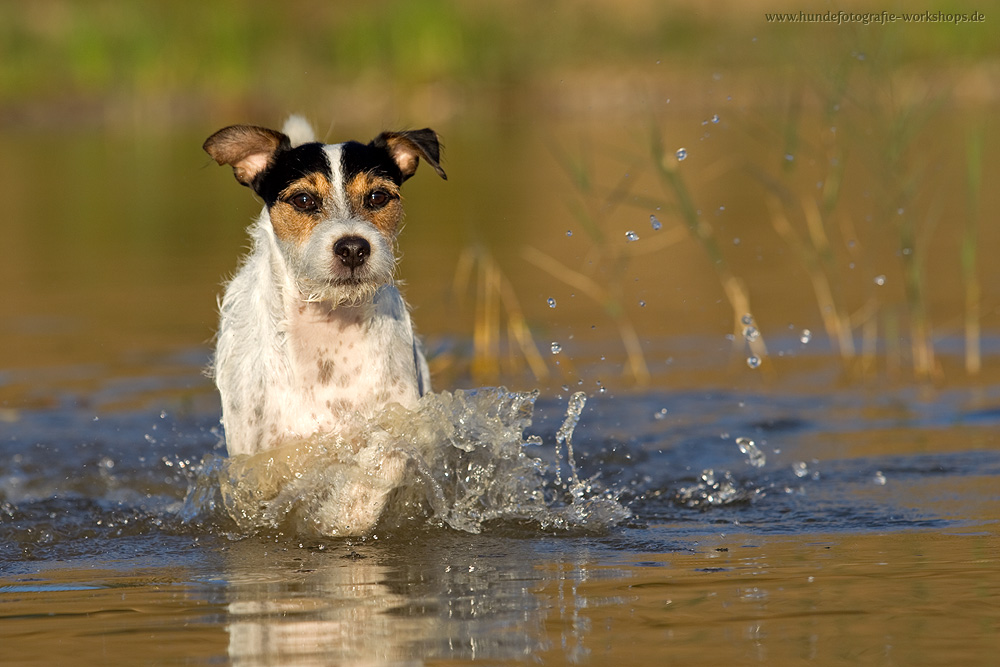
[3,354,1000,663]
[3,92,1000,662]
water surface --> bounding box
[3,77,1000,664]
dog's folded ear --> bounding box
[204,125,291,189]
[371,129,447,182]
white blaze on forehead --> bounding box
[323,144,347,214]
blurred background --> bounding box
[1,0,998,414]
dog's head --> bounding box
[204,123,446,305]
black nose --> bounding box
[333,236,370,270]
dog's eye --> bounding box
[367,190,392,208]
[289,192,318,212]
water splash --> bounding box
[181,389,629,537]
[553,392,586,487]
[737,437,766,468]
[674,469,762,508]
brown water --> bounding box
[3,70,1000,665]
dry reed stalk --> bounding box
[650,131,769,369]
[456,247,550,383]
[522,246,650,384]
[962,128,984,376]
[765,194,855,361]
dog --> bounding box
[203,117,446,459]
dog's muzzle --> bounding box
[333,236,371,271]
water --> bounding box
[181,388,627,537]
[4,109,1000,664]
[4,372,1000,663]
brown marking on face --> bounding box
[269,173,332,245]
[345,171,403,239]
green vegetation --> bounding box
[1,0,993,118]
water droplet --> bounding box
[639,300,646,307]
[800,329,812,344]
[741,313,754,326]
[547,298,557,308]
[675,148,687,161]
[873,470,887,486]
[737,437,766,468]
[746,355,761,369]
[792,461,809,478]
[550,342,562,355]
[654,408,668,420]
[566,230,573,237]
[625,230,640,242]
[785,153,795,162]
[650,214,662,230]
[874,275,886,286]
[743,325,760,342]
[711,114,720,123]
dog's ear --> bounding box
[204,125,291,189]
[372,129,447,182]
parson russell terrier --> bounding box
[203,117,446,458]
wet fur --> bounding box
[204,117,446,459]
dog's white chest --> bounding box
[282,287,421,435]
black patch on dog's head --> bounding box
[340,141,406,186]
[255,143,332,207]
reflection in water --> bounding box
[3,527,997,665]
[217,526,1000,665]
[221,537,604,665]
